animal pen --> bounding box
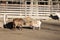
[0,0,60,29]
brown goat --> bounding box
[13,18,24,30]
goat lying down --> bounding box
[13,18,24,30]
[49,14,59,20]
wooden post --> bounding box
[4,14,6,24]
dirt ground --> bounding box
[0,20,60,40]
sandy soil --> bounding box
[0,28,60,40]
[0,21,60,40]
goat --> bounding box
[13,18,24,30]
[49,14,59,20]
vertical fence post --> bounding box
[4,14,6,25]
